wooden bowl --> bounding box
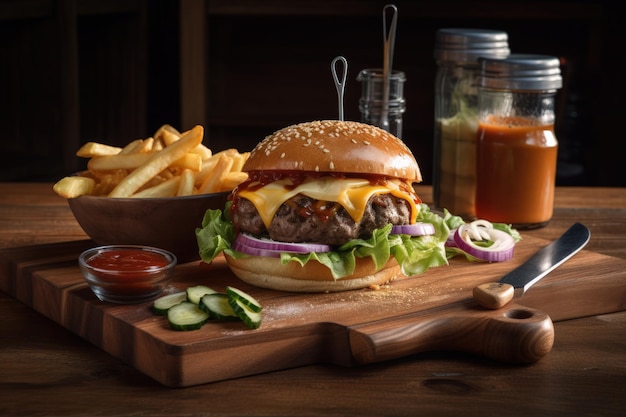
[68,193,229,263]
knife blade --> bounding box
[473,222,591,309]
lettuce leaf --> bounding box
[196,205,234,262]
[196,202,455,280]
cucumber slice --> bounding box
[225,286,262,313]
[186,285,217,304]
[153,291,187,315]
[199,293,239,320]
[229,297,263,329]
[167,301,209,331]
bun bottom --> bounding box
[224,255,403,292]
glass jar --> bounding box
[475,54,563,229]
[432,28,510,219]
[357,68,406,138]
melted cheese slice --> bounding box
[237,177,419,229]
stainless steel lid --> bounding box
[434,28,510,62]
[479,54,563,90]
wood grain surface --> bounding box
[2,232,624,387]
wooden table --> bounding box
[1,183,624,416]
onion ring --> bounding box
[452,220,515,262]
[391,222,435,236]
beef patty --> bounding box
[232,194,412,246]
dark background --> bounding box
[1,0,624,186]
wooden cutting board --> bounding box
[1,235,625,387]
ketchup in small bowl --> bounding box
[79,245,177,304]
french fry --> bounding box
[88,148,201,172]
[194,149,239,186]
[198,153,234,194]
[221,171,249,191]
[152,138,164,151]
[155,124,182,147]
[131,137,155,153]
[132,176,181,198]
[220,148,241,157]
[231,151,250,172]
[195,158,220,186]
[174,152,202,172]
[190,143,212,160]
[119,139,144,154]
[160,130,180,146]
[154,124,181,142]
[176,169,196,196]
[109,125,204,197]
[88,153,154,171]
[76,142,122,157]
[53,176,96,198]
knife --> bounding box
[473,222,591,309]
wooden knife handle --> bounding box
[348,302,554,364]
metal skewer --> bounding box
[381,4,398,132]
[331,56,348,121]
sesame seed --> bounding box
[280,152,285,158]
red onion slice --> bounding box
[233,233,331,257]
[445,228,458,247]
[452,220,515,262]
[232,238,281,258]
[391,222,435,236]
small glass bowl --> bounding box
[79,245,177,304]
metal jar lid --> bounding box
[479,54,563,90]
[434,28,510,63]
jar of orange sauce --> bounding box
[475,54,562,229]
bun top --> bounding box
[243,120,422,182]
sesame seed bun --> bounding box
[243,120,422,182]
[225,254,403,292]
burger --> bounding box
[196,120,451,292]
